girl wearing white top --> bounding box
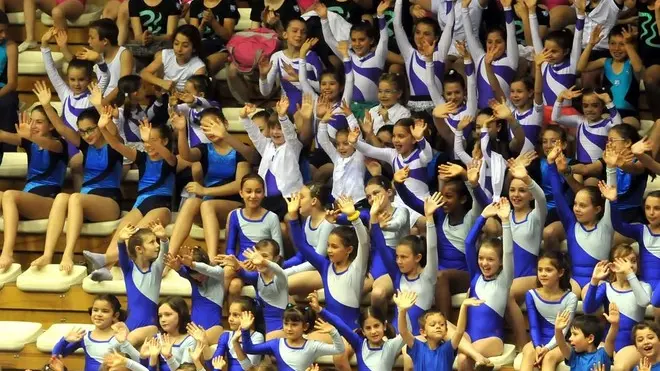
[141,25,207,93]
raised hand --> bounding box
[497,198,511,220]
[276,95,290,117]
[490,97,513,120]
[285,193,301,216]
[467,159,482,185]
[298,94,314,120]
[160,333,175,359]
[546,143,563,164]
[300,38,319,58]
[481,201,500,218]
[164,253,182,271]
[212,356,227,370]
[315,2,328,18]
[632,137,653,155]
[638,357,652,371]
[64,327,86,343]
[362,111,374,134]
[307,291,322,313]
[411,119,427,142]
[243,247,266,267]
[370,193,386,218]
[433,102,458,119]
[393,290,417,310]
[104,350,128,368]
[258,57,272,78]
[41,27,56,45]
[603,302,620,325]
[595,90,613,104]
[148,219,166,239]
[240,311,255,330]
[438,162,466,181]
[347,127,361,144]
[306,365,321,371]
[534,49,552,67]
[455,40,471,61]
[589,24,605,47]
[169,108,187,132]
[574,0,586,14]
[186,322,208,346]
[597,180,617,202]
[15,111,32,139]
[337,195,357,216]
[138,119,152,142]
[592,261,611,283]
[393,166,409,183]
[337,41,350,60]
[76,48,102,63]
[559,86,583,101]
[462,297,485,307]
[376,0,391,15]
[32,81,52,106]
[239,103,257,119]
[313,318,334,334]
[508,161,529,180]
[117,224,139,241]
[603,143,620,168]
[111,322,129,343]
[555,309,571,330]
[178,245,195,267]
[54,29,68,48]
[419,39,436,61]
[378,210,393,229]
[611,258,633,275]
[189,341,206,363]
[424,192,445,217]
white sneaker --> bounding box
[17,40,37,53]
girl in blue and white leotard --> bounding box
[456,198,514,369]
[519,250,578,371]
[612,191,660,305]
[462,0,518,110]
[310,296,405,371]
[583,244,651,370]
[370,192,440,336]
[287,194,370,330]
[52,294,138,371]
[239,305,345,371]
[395,163,488,319]
[546,143,614,297]
[224,241,288,339]
[504,160,548,348]
[208,297,264,371]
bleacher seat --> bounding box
[16,265,87,292]
[18,51,65,75]
[82,267,192,296]
[640,119,654,137]
[0,152,28,178]
[317,354,403,367]
[235,8,252,31]
[0,217,50,233]
[36,323,94,353]
[7,10,41,25]
[40,4,102,27]
[463,344,516,370]
[164,212,224,240]
[0,321,43,351]
[73,212,127,237]
[214,67,227,81]
[223,107,259,133]
[513,353,569,371]
[0,263,22,289]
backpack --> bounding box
[226,28,280,74]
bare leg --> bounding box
[21,0,47,50]
[60,193,119,273]
[200,200,241,258]
[50,0,84,29]
[457,337,504,371]
[543,221,565,249]
[549,5,577,31]
[287,271,323,296]
[508,276,537,349]
[117,0,129,45]
[370,274,393,310]
[206,51,229,76]
[31,193,70,270]
[204,325,223,345]
[519,342,537,371]
[613,345,641,371]
[69,152,83,192]
[333,338,353,371]
[540,347,565,371]
[0,190,54,270]
[169,197,202,257]
[127,325,159,347]
[102,0,120,19]
[227,276,244,304]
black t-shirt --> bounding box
[129,0,179,36]
[368,0,412,54]
[637,1,660,66]
[321,0,364,24]
[250,0,301,27]
[513,5,549,45]
[190,0,240,39]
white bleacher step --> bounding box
[223,107,260,133]
[241,286,372,306]
[235,8,252,31]
[0,217,50,234]
[640,119,654,138]
[16,264,87,292]
[0,152,27,178]
[125,169,139,182]
[513,352,569,371]
[0,211,124,236]
[0,321,43,351]
[72,212,128,237]
[18,51,65,75]
[28,101,63,116]
[82,267,192,296]
[7,10,41,25]
[36,323,95,353]
[164,212,225,240]
[317,354,403,367]
[40,4,102,26]
[0,263,21,289]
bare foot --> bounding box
[31,254,53,270]
[0,254,14,271]
[60,255,74,274]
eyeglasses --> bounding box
[79,126,98,136]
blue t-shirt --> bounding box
[568,347,612,371]
[408,338,455,371]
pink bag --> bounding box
[226,28,280,73]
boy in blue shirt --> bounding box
[394,290,483,370]
[555,303,620,370]
[631,322,660,371]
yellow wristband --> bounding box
[347,211,360,222]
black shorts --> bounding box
[201,37,228,59]
[134,195,172,216]
[27,185,61,199]
[618,108,638,119]
[87,188,123,205]
[545,208,560,226]
[308,149,332,169]
[262,195,287,221]
[203,193,244,203]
